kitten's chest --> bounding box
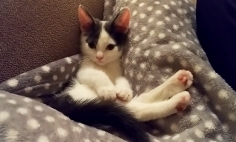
[101,64,122,84]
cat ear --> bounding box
[78,5,94,33]
[112,7,131,34]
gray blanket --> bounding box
[103,0,236,141]
[0,0,236,141]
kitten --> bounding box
[49,5,193,142]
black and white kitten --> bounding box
[49,5,193,142]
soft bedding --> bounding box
[0,0,236,142]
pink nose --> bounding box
[96,56,103,60]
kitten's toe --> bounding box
[116,88,133,101]
[172,91,191,112]
[97,86,116,100]
[176,70,193,88]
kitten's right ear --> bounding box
[78,5,94,33]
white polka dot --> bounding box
[131,60,137,65]
[144,50,150,57]
[194,129,204,138]
[7,99,17,105]
[139,13,146,19]
[133,22,138,27]
[183,9,188,14]
[137,73,143,80]
[0,93,6,98]
[180,21,184,26]
[171,13,177,17]
[154,51,161,58]
[129,70,134,77]
[158,33,166,39]
[60,66,65,72]
[7,79,19,87]
[218,89,229,100]
[155,10,162,15]
[97,130,106,136]
[139,2,145,7]
[186,139,194,142]
[42,66,50,73]
[72,126,82,132]
[216,135,223,141]
[44,83,50,89]
[165,17,171,22]
[196,105,204,111]
[131,0,137,3]
[208,71,218,78]
[17,107,28,115]
[177,9,183,14]
[178,1,182,5]
[27,118,40,129]
[147,6,153,11]
[45,116,55,123]
[170,123,178,131]
[163,5,170,9]
[172,134,180,140]
[154,1,160,4]
[163,135,170,139]
[167,56,174,63]
[65,57,72,64]
[190,6,195,11]
[228,113,236,121]
[222,124,229,132]
[190,115,200,124]
[180,60,187,67]
[154,139,160,142]
[134,35,140,41]
[140,63,146,69]
[184,18,191,23]
[150,30,155,35]
[24,97,32,103]
[35,106,43,111]
[148,18,154,23]
[84,139,91,142]
[204,121,215,129]
[0,111,10,122]
[57,127,68,137]
[170,1,176,5]
[132,10,137,16]
[104,1,110,6]
[37,135,49,142]
[141,26,147,31]
[24,87,32,93]
[58,114,69,120]
[172,25,179,31]
[203,84,212,91]
[53,75,58,81]
[65,74,70,79]
[5,129,18,141]
[194,65,202,72]
[34,75,42,82]
[172,44,180,49]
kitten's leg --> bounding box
[77,68,116,100]
[115,77,133,101]
[134,70,193,103]
[126,91,191,122]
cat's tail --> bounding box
[48,95,150,142]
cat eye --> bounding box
[106,44,116,50]
[88,42,96,49]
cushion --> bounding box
[0,0,104,83]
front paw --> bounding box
[97,86,116,100]
[169,70,193,90]
[115,87,133,101]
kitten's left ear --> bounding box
[112,7,131,34]
[78,5,94,33]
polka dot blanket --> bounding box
[0,1,235,142]
[103,0,236,142]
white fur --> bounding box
[65,22,193,122]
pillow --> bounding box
[0,0,104,83]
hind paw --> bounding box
[172,91,191,112]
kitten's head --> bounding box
[78,5,130,66]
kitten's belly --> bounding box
[67,82,97,101]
